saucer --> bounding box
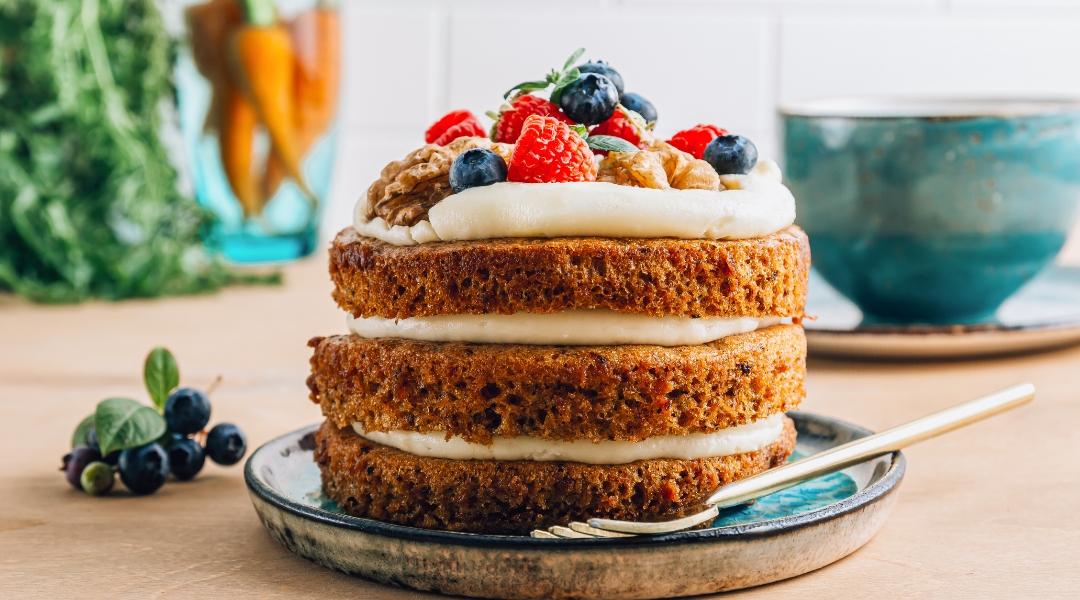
[805,265,1080,360]
[246,413,903,599]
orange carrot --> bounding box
[219,86,260,216]
[229,0,316,205]
[184,0,242,133]
[262,4,340,199]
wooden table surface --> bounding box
[3,238,1080,599]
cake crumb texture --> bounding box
[330,225,810,319]
[308,325,805,444]
[314,416,796,535]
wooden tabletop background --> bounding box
[3,235,1080,599]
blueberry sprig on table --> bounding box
[61,347,247,496]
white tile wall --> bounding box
[322,0,1080,241]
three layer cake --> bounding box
[307,55,809,535]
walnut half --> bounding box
[597,142,721,191]
[365,137,514,227]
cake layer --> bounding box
[308,324,806,445]
[330,225,810,319]
[315,416,797,535]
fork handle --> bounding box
[706,383,1035,509]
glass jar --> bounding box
[176,0,339,263]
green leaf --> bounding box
[72,413,95,448]
[144,347,179,411]
[94,398,166,456]
[587,135,640,153]
[563,47,586,71]
[569,124,589,138]
[549,69,580,106]
[484,110,500,121]
[503,80,550,100]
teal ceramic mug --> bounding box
[781,98,1080,324]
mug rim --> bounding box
[779,96,1080,119]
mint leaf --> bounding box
[95,398,166,456]
[503,80,549,100]
[587,135,639,153]
[72,413,95,448]
[549,68,580,106]
[144,347,179,412]
[569,124,589,138]
[563,47,586,71]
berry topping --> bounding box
[491,95,571,143]
[206,423,247,466]
[117,443,170,495]
[80,461,115,496]
[166,437,206,481]
[619,92,657,123]
[425,110,480,144]
[431,116,486,146]
[450,148,508,193]
[589,108,650,152]
[576,61,624,94]
[164,387,211,435]
[703,134,758,175]
[559,73,619,126]
[507,115,597,184]
[63,445,101,491]
[667,124,728,160]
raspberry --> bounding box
[589,112,649,151]
[494,95,572,143]
[507,115,597,184]
[667,124,728,159]
[431,117,486,146]
[425,110,483,145]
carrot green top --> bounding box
[242,0,275,25]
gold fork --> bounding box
[532,383,1035,538]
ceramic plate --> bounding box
[805,265,1080,360]
[246,413,904,599]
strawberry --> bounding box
[589,108,651,153]
[667,124,728,159]
[431,117,486,146]
[507,115,597,184]
[491,95,572,143]
[425,110,484,145]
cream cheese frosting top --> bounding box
[353,159,794,246]
[347,310,786,347]
[353,412,785,464]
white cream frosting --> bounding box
[353,412,785,464]
[353,159,794,246]
[347,310,785,346]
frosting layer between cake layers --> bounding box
[352,412,785,464]
[353,160,794,246]
[347,310,787,346]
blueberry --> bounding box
[166,437,206,481]
[80,461,115,496]
[449,148,508,193]
[576,61,624,94]
[559,73,619,126]
[86,426,120,465]
[117,443,169,495]
[63,445,101,490]
[164,388,211,435]
[619,92,657,123]
[703,134,758,175]
[206,423,247,466]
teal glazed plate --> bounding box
[805,265,1080,359]
[246,413,904,599]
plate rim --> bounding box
[245,412,906,550]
